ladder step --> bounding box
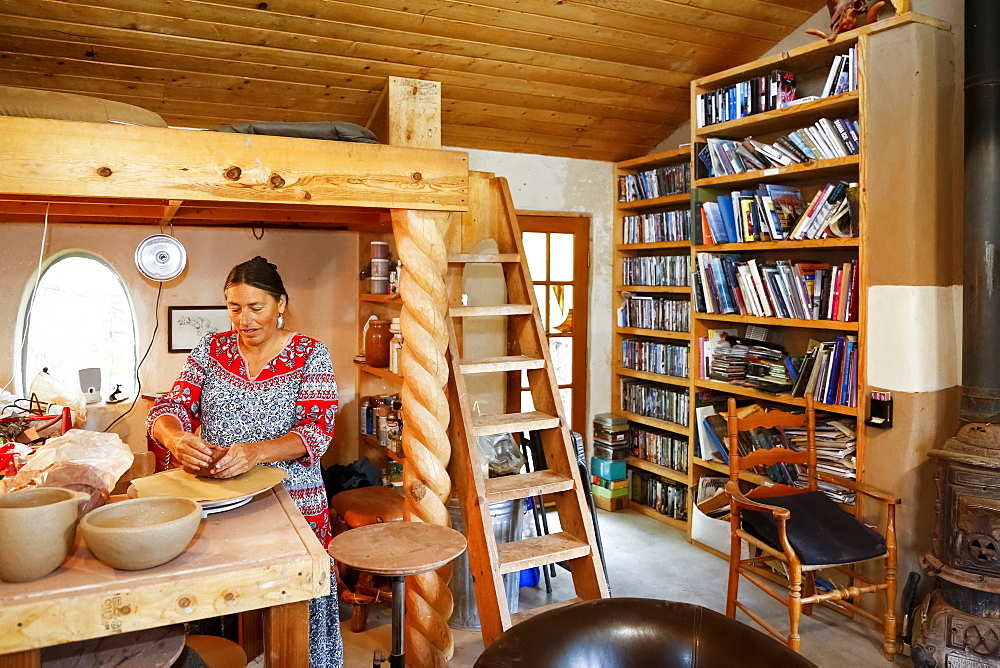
[448,253,521,263]
[459,355,545,374]
[484,470,575,504]
[473,411,560,436]
[450,304,534,317]
[510,598,585,626]
[497,532,591,574]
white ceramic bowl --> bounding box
[80,496,202,570]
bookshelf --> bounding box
[612,16,959,555]
[612,147,694,526]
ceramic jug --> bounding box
[364,316,392,369]
[0,487,88,582]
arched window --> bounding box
[21,254,137,399]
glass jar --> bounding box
[364,317,392,368]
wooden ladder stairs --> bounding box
[447,175,609,647]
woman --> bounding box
[147,256,343,668]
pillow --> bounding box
[0,85,168,127]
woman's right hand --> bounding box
[166,431,217,470]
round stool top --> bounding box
[328,521,467,576]
[331,486,405,528]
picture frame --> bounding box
[167,306,232,353]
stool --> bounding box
[329,521,466,668]
[330,486,405,632]
[183,635,247,668]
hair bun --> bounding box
[251,255,277,269]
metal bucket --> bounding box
[447,496,523,630]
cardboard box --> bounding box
[591,484,629,499]
[593,494,628,512]
[690,502,748,559]
[591,456,627,481]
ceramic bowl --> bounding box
[0,487,89,582]
[80,496,202,570]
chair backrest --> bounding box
[727,393,817,495]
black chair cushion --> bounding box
[741,491,886,566]
[475,598,815,667]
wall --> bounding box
[0,223,358,465]
[453,148,615,443]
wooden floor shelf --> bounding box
[693,379,858,416]
[693,155,859,189]
[616,367,690,388]
[626,457,689,485]
[692,313,860,331]
[615,327,690,341]
[360,365,403,383]
[616,241,692,252]
[693,90,860,140]
[360,433,404,463]
[692,237,860,252]
[616,192,690,211]
[627,500,688,529]
[613,411,690,437]
[616,285,691,293]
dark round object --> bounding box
[474,598,816,668]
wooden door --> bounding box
[516,212,591,437]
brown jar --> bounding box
[364,318,392,368]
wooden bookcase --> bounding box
[611,15,959,554]
[611,147,694,528]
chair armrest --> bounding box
[816,472,901,505]
[724,481,790,520]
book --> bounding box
[703,414,731,464]
[822,55,844,97]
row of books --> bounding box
[698,117,859,178]
[821,46,858,98]
[618,163,691,202]
[623,210,691,244]
[629,468,688,520]
[700,182,854,244]
[617,294,690,333]
[620,379,690,426]
[695,69,796,128]
[630,426,689,474]
[693,253,859,322]
[621,339,689,378]
[695,405,856,504]
[792,337,859,408]
[621,255,690,287]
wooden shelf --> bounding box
[693,379,859,416]
[693,312,859,331]
[615,327,690,341]
[692,457,770,486]
[616,147,690,170]
[614,410,691,437]
[360,365,403,383]
[616,241,692,252]
[626,457,689,485]
[616,367,690,388]
[694,155,859,189]
[360,433,404,463]
[617,285,691,294]
[627,500,688,529]
[360,293,401,303]
[692,237,859,252]
[616,192,690,211]
[694,91,860,140]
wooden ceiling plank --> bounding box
[440,129,646,162]
[569,0,818,36]
[441,108,675,146]
[204,0,767,71]
[0,11,687,103]
[1,0,696,89]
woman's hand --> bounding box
[210,442,260,478]
[166,431,217,470]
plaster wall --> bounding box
[0,223,358,465]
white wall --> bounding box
[452,147,615,439]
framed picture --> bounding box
[167,306,232,353]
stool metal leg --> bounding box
[390,575,405,668]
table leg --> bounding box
[263,600,310,667]
[390,576,405,668]
[0,650,40,668]
[240,609,265,662]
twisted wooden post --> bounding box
[391,208,455,667]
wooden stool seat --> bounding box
[331,486,405,528]
[183,635,247,668]
[330,486,406,633]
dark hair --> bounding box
[225,256,287,303]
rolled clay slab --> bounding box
[129,465,287,502]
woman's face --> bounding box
[225,283,286,347]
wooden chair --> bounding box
[723,394,900,661]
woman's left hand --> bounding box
[211,442,260,478]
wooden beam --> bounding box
[161,200,183,225]
[387,77,441,150]
[0,116,468,211]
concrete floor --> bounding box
[341,507,908,667]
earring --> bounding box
[277,314,285,329]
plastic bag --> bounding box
[477,433,527,477]
[2,429,134,515]
[29,372,87,428]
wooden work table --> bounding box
[0,486,330,667]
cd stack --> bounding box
[591,413,630,511]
